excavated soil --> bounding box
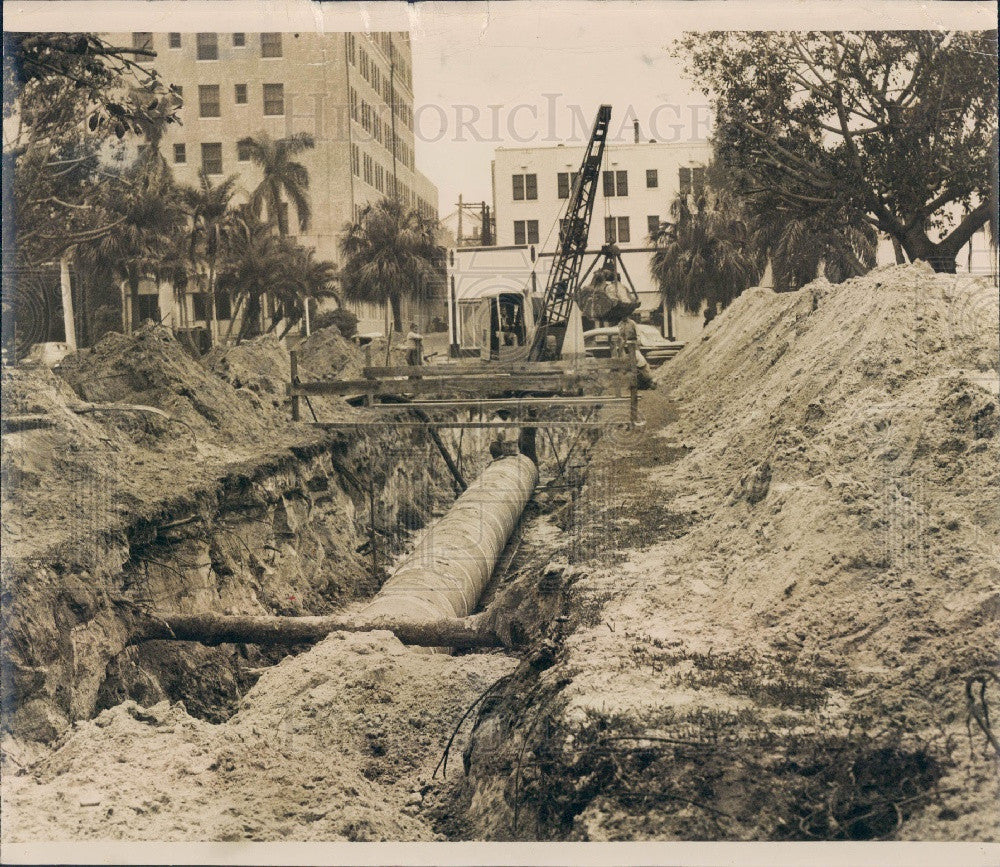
[3,263,998,843]
[452,263,999,841]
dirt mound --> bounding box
[203,334,293,416]
[2,631,516,842]
[456,264,999,840]
[297,324,365,381]
[60,324,286,441]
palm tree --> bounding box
[236,132,314,236]
[84,161,186,330]
[338,198,442,333]
[216,207,296,342]
[649,188,763,323]
[752,215,877,292]
[181,171,239,338]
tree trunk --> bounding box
[891,237,907,265]
[130,612,509,650]
[390,292,404,333]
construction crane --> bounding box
[527,104,612,362]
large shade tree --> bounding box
[236,132,314,237]
[338,198,442,333]
[675,30,998,272]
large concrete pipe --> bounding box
[360,454,538,622]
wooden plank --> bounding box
[359,396,629,411]
[311,418,630,430]
[291,373,598,397]
[362,359,629,378]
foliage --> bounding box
[313,307,358,340]
[675,30,998,271]
[649,187,763,316]
[338,198,443,333]
[4,33,183,266]
[236,132,315,236]
[76,158,186,328]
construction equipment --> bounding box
[529,104,623,361]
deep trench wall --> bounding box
[2,430,453,742]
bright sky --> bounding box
[6,0,996,216]
[407,5,706,211]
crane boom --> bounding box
[527,104,612,361]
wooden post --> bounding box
[364,343,374,407]
[627,338,639,424]
[289,350,301,421]
[60,253,77,351]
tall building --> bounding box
[109,31,439,333]
[492,138,712,340]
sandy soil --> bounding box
[456,263,999,840]
[3,631,516,841]
[3,263,997,842]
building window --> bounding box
[168,33,181,49]
[647,215,660,236]
[557,172,569,199]
[215,290,232,321]
[605,216,630,243]
[646,169,658,189]
[349,87,358,121]
[173,143,186,164]
[134,293,159,323]
[603,170,628,197]
[232,33,246,47]
[198,85,221,118]
[263,83,284,116]
[261,32,282,58]
[347,34,356,65]
[234,83,247,104]
[512,173,536,201]
[603,171,615,197]
[201,142,223,174]
[192,293,211,321]
[196,33,218,61]
[513,220,539,245]
[132,32,153,52]
[679,166,707,196]
[237,140,251,162]
[351,144,360,176]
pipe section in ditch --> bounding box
[360,454,538,622]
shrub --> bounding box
[313,308,358,340]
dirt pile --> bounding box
[455,263,999,840]
[2,323,453,747]
[2,630,517,842]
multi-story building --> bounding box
[492,138,712,341]
[108,31,439,335]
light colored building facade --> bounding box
[108,30,439,335]
[492,139,712,341]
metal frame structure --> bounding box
[527,104,612,362]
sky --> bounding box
[405,4,707,212]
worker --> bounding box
[405,321,423,366]
[618,316,655,390]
